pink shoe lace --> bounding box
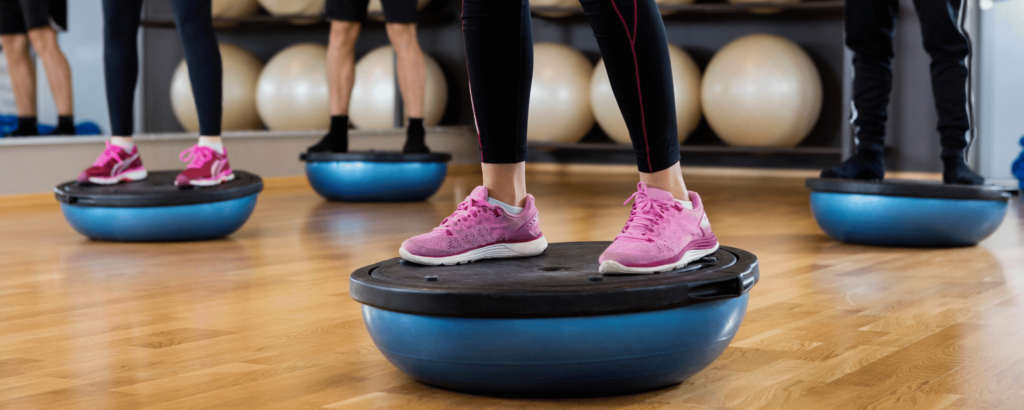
[434,196,501,237]
[93,141,125,166]
[617,183,685,243]
[179,145,214,169]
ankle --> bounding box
[639,162,689,201]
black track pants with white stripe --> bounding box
[846,0,972,158]
[462,0,679,173]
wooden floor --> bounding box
[1,171,1023,409]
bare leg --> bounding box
[26,27,73,116]
[639,161,689,202]
[386,23,426,119]
[0,34,36,117]
[328,20,360,116]
[482,162,527,207]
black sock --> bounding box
[942,151,985,185]
[821,149,885,181]
[8,116,38,137]
[403,118,429,154]
[308,115,349,153]
[50,115,76,136]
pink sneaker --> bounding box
[399,186,548,265]
[599,183,719,274]
[77,141,148,185]
[175,145,234,187]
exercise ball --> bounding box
[301,152,451,202]
[527,43,594,143]
[351,242,759,394]
[701,34,821,147]
[257,0,324,23]
[806,178,1011,247]
[349,46,448,129]
[591,44,701,145]
[212,0,260,18]
[256,43,330,131]
[656,0,695,15]
[531,0,582,18]
[171,43,264,133]
[55,171,263,242]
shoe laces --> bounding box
[617,183,684,243]
[93,141,125,166]
[435,195,501,237]
[179,145,215,169]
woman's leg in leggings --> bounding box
[103,0,143,138]
[462,0,532,207]
[170,0,222,141]
[579,0,688,199]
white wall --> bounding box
[977,0,1024,186]
[36,0,109,133]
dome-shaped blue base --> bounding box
[362,294,748,395]
[305,161,447,202]
[810,192,1008,247]
[60,194,258,242]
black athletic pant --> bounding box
[103,0,222,136]
[463,0,678,173]
[846,0,972,158]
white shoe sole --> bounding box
[399,237,549,266]
[178,172,235,187]
[598,242,720,275]
[88,169,148,185]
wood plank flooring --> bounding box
[0,171,1022,409]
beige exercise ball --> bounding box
[526,43,594,143]
[170,43,264,132]
[212,0,260,18]
[257,0,324,23]
[255,43,330,131]
[656,0,695,16]
[531,0,582,18]
[701,33,822,147]
[349,46,448,129]
[728,0,800,14]
[591,44,701,145]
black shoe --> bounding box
[402,140,430,154]
[821,151,885,181]
[48,124,76,136]
[307,132,347,153]
[942,154,985,185]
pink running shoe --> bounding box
[77,141,148,185]
[399,186,548,265]
[599,183,719,274]
[175,145,234,187]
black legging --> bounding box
[846,0,972,158]
[103,0,222,136]
[463,0,678,173]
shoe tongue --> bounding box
[644,186,674,202]
[469,186,489,202]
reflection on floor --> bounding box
[0,171,1022,409]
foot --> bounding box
[402,118,429,154]
[307,132,347,153]
[48,123,76,136]
[943,154,985,185]
[399,186,548,265]
[175,145,234,187]
[6,124,37,137]
[821,151,885,181]
[77,141,148,185]
[599,183,719,275]
[402,140,431,154]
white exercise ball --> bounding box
[526,43,594,143]
[171,43,264,132]
[257,0,324,23]
[591,43,702,145]
[212,0,260,18]
[656,0,695,16]
[531,0,582,18]
[701,33,822,147]
[349,46,448,129]
[255,43,330,131]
